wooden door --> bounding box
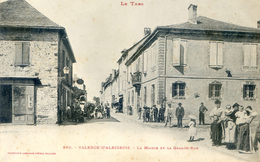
[12,86,35,124]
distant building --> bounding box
[100,70,119,107]
[0,0,76,125]
[101,4,260,123]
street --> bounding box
[0,111,259,162]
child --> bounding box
[188,115,197,141]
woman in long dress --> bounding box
[236,106,258,153]
[209,99,224,147]
[224,105,236,149]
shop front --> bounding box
[0,77,41,125]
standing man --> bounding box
[138,107,142,120]
[153,105,158,122]
[176,103,185,128]
[106,103,110,119]
[199,102,208,125]
[164,101,173,127]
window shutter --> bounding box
[173,40,180,65]
[209,84,212,98]
[148,48,152,68]
[15,42,23,65]
[180,41,187,65]
[217,43,223,66]
[250,45,257,67]
[243,85,246,98]
[153,43,157,66]
[255,87,258,99]
[22,42,30,65]
[244,44,250,66]
[209,42,217,66]
[144,51,148,72]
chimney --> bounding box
[188,4,197,24]
[144,28,151,36]
[257,21,260,28]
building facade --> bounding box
[101,4,260,123]
[0,0,76,125]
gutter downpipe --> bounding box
[164,32,170,107]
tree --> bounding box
[72,86,86,100]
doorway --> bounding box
[0,85,12,123]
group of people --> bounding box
[209,99,258,153]
[138,101,185,128]
[164,102,185,128]
[66,106,84,123]
[97,103,111,119]
[140,105,165,123]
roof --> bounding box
[0,0,62,29]
[124,34,150,66]
[0,0,76,63]
[159,16,260,33]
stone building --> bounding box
[101,4,260,123]
[100,69,119,108]
[0,0,76,125]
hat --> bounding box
[246,106,252,110]
[178,103,182,106]
[214,99,221,104]
[232,103,239,108]
[226,105,231,109]
[188,115,196,120]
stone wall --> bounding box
[0,40,59,124]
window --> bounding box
[143,51,148,72]
[132,90,134,105]
[243,44,257,68]
[144,87,147,105]
[209,42,223,68]
[151,85,155,105]
[151,43,157,67]
[128,91,130,104]
[172,39,187,66]
[209,82,222,99]
[172,82,186,99]
[243,84,256,100]
[15,42,30,66]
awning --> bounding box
[0,76,42,86]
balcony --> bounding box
[131,71,142,85]
[131,71,142,95]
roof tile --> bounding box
[160,16,260,33]
[0,0,61,28]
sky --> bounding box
[1,0,260,101]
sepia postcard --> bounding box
[1,0,260,161]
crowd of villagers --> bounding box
[93,103,111,119]
[210,99,260,154]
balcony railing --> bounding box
[131,71,142,86]
[131,71,142,95]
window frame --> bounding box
[144,86,147,106]
[172,81,186,99]
[151,84,155,105]
[243,83,256,100]
[243,43,258,69]
[172,38,187,67]
[209,41,224,69]
[209,81,222,100]
[15,42,30,67]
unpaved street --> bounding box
[0,111,259,162]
